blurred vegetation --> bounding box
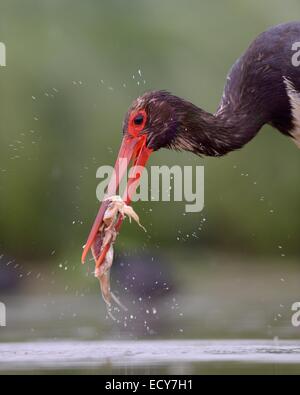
[0,0,299,263]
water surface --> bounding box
[1,339,300,374]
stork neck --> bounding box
[185,107,267,157]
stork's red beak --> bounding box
[81,133,153,265]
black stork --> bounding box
[82,21,300,266]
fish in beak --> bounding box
[92,195,146,310]
[81,126,153,268]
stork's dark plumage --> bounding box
[123,21,300,156]
[82,21,300,265]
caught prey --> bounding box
[89,196,146,309]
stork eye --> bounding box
[128,109,147,136]
[134,114,144,125]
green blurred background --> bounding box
[0,0,299,343]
